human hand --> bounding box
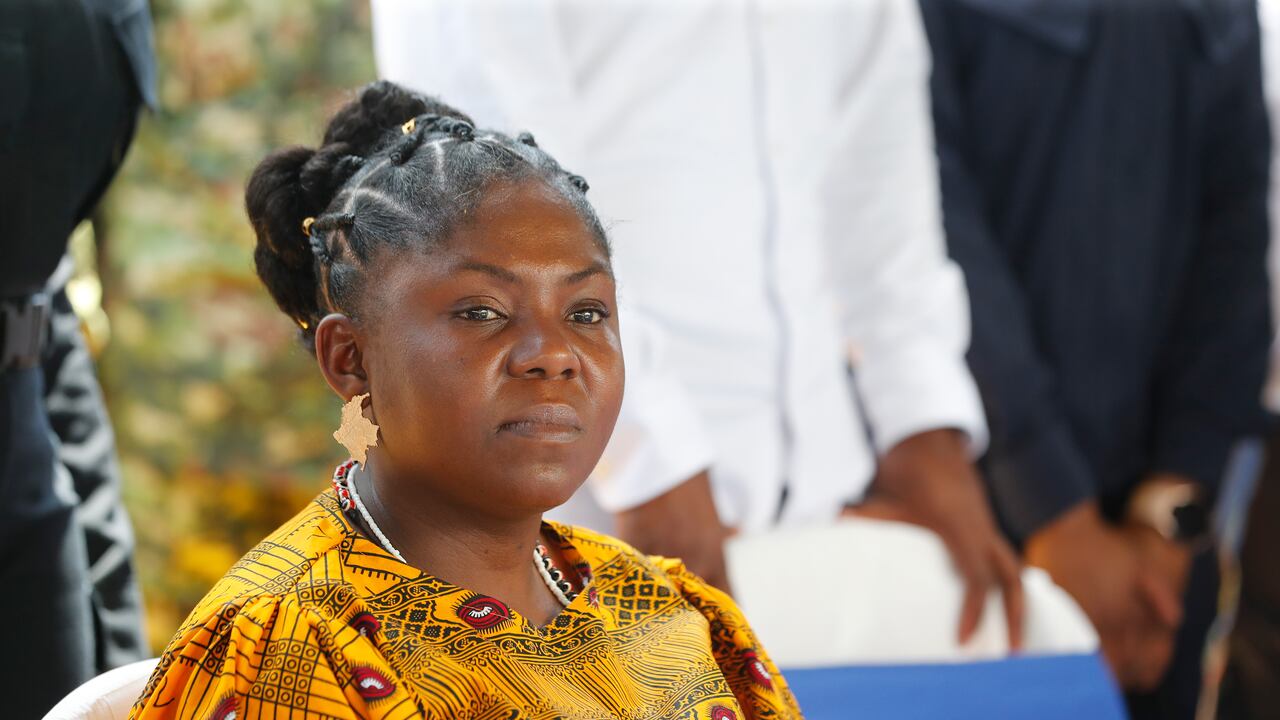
[1026,502,1183,690]
[1120,521,1192,688]
[613,470,734,593]
[847,429,1024,649]
[1118,474,1197,688]
[1124,521,1191,622]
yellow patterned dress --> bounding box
[130,489,803,719]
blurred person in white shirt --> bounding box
[372,0,1023,646]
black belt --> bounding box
[0,291,51,371]
[2,256,75,372]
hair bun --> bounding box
[246,145,325,334]
[322,80,473,158]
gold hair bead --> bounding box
[302,216,315,235]
[401,117,416,135]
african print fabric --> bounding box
[129,489,803,719]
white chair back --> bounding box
[43,658,159,720]
[726,518,1098,668]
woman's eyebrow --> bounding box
[457,261,520,284]
[564,263,611,285]
[454,260,611,286]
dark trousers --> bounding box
[0,293,146,718]
[0,366,96,719]
[1124,549,1220,720]
[1218,430,1280,719]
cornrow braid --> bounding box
[333,155,365,180]
[245,80,609,349]
[434,116,475,141]
[309,211,355,247]
[306,230,329,264]
[388,126,426,165]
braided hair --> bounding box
[245,80,607,349]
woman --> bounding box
[130,81,800,720]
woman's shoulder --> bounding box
[132,492,399,718]
[549,522,804,717]
[547,521,639,559]
[191,491,351,612]
[547,521,668,576]
[547,521,713,598]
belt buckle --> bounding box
[1,292,51,370]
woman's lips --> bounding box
[498,404,582,442]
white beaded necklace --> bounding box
[345,462,406,563]
[345,463,575,607]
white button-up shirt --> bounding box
[372,0,987,532]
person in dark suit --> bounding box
[0,0,156,715]
[920,1,1272,718]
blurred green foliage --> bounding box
[97,0,375,651]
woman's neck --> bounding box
[354,461,565,626]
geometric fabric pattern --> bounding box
[129,489,803,719]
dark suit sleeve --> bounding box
[1149,10,1272,498]
[920,0,1095,542]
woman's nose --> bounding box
[506,318,581,380]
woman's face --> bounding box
[357,179,623,519]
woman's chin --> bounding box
[506,469,589,516]
[433,451,601,521]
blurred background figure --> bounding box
[1218,1,1280,717]
[0,0,155,716]
[921,0,1272,717]
[1219,425,1280,717]
[372,0,1024,648]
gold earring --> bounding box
[333,392,380,464]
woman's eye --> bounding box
[461,307,502,321]
[570,308,607,324]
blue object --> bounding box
[782,653,1128,720]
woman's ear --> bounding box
[314,313,368,400]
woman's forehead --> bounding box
[372,221,612,295]
[440,181,609,266]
